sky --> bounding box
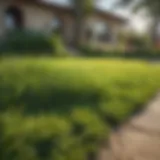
[48,0,149,33]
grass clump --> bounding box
[0,58,160,159]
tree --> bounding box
[71,0,94,47]
[117,0,160,45]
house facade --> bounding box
[0,0,126,49]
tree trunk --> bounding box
[72,0,93,48]
[73,9,84,48]
[150,16,160,47]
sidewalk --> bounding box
[99,92,160,160]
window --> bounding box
[50,17,63,35]
[5,6,23,30]
[95,23,112,42]
[98,31,112,42]
[86,28,93,40]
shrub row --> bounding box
[0,30,68,57]
[79,45,160,59]
[0,58,160,160]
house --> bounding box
[0,0,127,49]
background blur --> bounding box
[0,0,160,160]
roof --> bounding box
[31,0,127,23]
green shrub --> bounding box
[79,45,160,59]
[71,108,109,141]
[0,58,160,160]
[0,59,100,112]
[0,109,110,160]
[0,30,69,57]
[51,34,69,57]
[0,112,72,160]
[0,58,159,113]
[0,30,53,55]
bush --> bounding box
[0,58,160,159]
[79,45,160,59]
[0,30,53,55]
[0,109,109,160]
[0,112,72,160]
[125,48,160,59]
[0,58,159,114]
[51,34,70,57]
[79,45,124,57]
[0,30,69,57]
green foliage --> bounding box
[0,30,53,55]
[51,34,69,57]
[71,108,108,139]
[118,0,160,45]
[0,109,109,160]
[0,113,72,160]
[0,58,160,160]
[80,45,124,57]
[79,45,160,58]
[118,32,151,49]
[0,58,159,113]
[72,0,94,16]
[118,0,160,16]
[0,30,69,57]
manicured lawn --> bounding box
[0,58,160,160]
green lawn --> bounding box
[0,58,160,160]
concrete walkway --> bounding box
[98,92,160,160]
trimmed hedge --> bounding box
[0,30,68,57]
[0,58,159,114]
[0,58,160,160]
[0,30,53,54]
[79,45,160,59]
